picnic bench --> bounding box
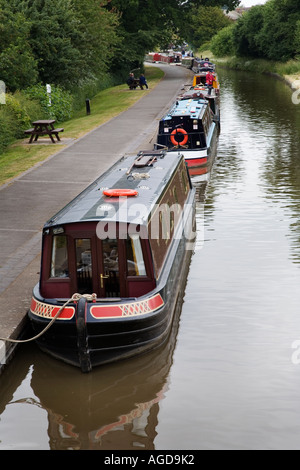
[24,119,64,143]
[127,78,141,90]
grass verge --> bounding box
[0,66,164,187]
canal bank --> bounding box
[0,64,193,372]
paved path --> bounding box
[0,64,192,367]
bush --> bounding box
[24,84,73,122]
[295,20,300,57]
[4,93,40,138]
[0,107,16,154]
[0,90,43,153]
[211,25,235,58]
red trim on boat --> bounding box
[30,297,75,320]
[186,157,208,168]
[90,293,164,319]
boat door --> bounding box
[75,237,121,298]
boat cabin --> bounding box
[192,73,219,90]
[156,98,214,150]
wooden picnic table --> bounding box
[127,78,142,90]
[24,119,64,143]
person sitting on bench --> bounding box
[127,73,136,89]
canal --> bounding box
[1,67,300,450]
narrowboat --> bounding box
[28,150,196,372]
[155,97,219,170]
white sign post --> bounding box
[46,83,51,107]
[0,80,6,104]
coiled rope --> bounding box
[0,293,97,344]
[127,172,150,181]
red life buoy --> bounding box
[103,189,138,197]
[170,128,188,146]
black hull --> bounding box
[29,298,175,371]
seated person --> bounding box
[127,73,136,89]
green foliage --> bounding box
[232,0,300,61]
[0,90,42,152]
[5,94,31,137]
[210,24,235,57]
[232,5,265,58]
[184,5,233,50]
[0,0,241,91]
[24,84,73,122]
[0,0,120,90]
[0,107,17,153]
[69,0,120,81]
[108,1,238,71]
[0,45,39,91]
[295,20,300,57]
[0,6,38,91]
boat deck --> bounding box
[161,98,207,121]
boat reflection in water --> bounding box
[29,271,189,450]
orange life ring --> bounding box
[103,188,138,197]
[170,128,188,146]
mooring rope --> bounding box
[0,293,97,344]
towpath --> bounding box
[0,63,192,368]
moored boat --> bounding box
[155,97,219,170]
[192,57,216,74]
[192,71,220,94]
[178,68,220,125]
[28,150,196,372]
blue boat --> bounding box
[156,98,219,172]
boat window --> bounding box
[50,235,69,278]
[102,239,120,297]
[126,235,146,276]
[181,170,188,194]
[103,239,119,272]
[173,186,178,204]
[160,210,170,244]
[76,238,92,294]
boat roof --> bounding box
[44,150,186,229]
[161,98,208,122]
[180,88,218,101]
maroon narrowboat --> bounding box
[28,150,196,372]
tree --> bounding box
[108,0,240,72]
[184,5,233,49]
[254,0,300,61]
[233,0,300,61]
[211,24,235,57]
[295,20,300,57]
[71,0,120,80]
[0,5,38,91]
[0,0,120,89]
[233,5,265,57]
